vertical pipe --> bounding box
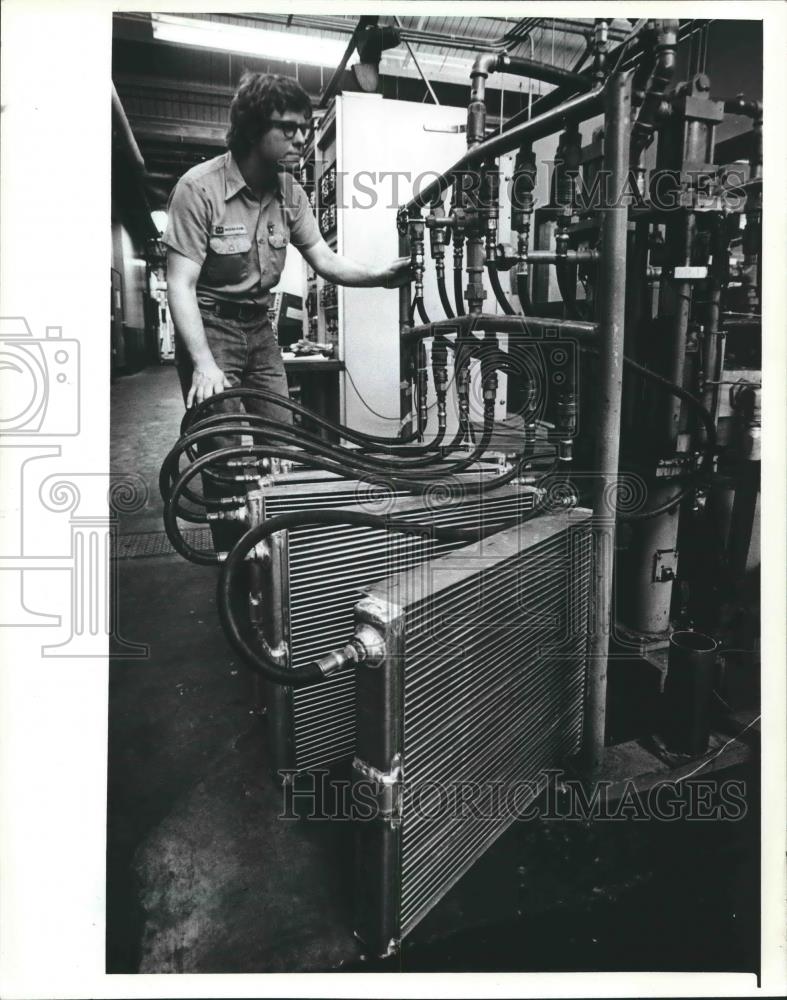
[466,63,489,316]
[701,280,723,431]
[581,71,632,779]
[662,630,718,755]
[399,230,414,432]
[666,279,692,443]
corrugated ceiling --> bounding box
[178,12,628,87]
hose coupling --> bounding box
[516,232,531,277]
[511,145,536,232]
[417,343,429,428]
[431,340,449,396]
[408,217,426,298]
[558,440,574,464]
[313,643,360,677]
[224,456,270,471]
[483,168,500,261]
[206,502,247,521]
[482,369,499,404]
[556,391,578,439]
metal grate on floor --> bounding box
[114,528,213,560]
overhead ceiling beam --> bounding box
[128,116,228,145]
[115,73,236,100]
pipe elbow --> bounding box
[471,51,501,79]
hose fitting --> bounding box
[483,167,500,263]
[556,391,578,465]
[417,341,429,431]
[427,201,449,277]
[408,216,426,300]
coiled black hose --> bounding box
[217,494,560,686]
[181,386,419,452]
[164,399,498,523]
[164,444,558,565]
[162,349,491,506]
[162,408,488,519]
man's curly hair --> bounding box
[226,72,313,158]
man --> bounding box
[163,71,411,424]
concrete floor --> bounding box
[108,362,760,974]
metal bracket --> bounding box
[653,548,679,583]
[353,753,403,825]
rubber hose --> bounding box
[416,297,431,324]
[165,441,558,563]
[437,276,455,319]
[454,267,466,317]
[487,266,516,315]
[515,274,533,315]
[218,498,560,686]
[182,386,420,448]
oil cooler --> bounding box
[351,507,593,954]
[257,474,539,774]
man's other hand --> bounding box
[380,257,413,289]
[186,362,232,408]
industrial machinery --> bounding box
[352,509,593,955]
[160,17,761,954]
[248,476,540,774]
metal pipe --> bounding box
[401,313,598,345]
[629,19,678,159]
[701,280,723,433]
[399,229,415,434]
[538,17,629,41]
[662,630,719,755]
[111,84,146,174]
[665,280,692,446]
[405,87,603,214]
[527,249,600,263]
[502,19,707,136]
[581,71,632,780]
[464,60,490,315]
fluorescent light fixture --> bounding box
[151,210,168,235]
[151,13,356,69]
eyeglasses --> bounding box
[266,119,312,141]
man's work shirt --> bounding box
[162,151,320,307]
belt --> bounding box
[201,300,262,322]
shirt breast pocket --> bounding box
[203,235,252,285]
[266,225,289,279]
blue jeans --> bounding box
[175,308,293,427]
[175,307,293,552]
